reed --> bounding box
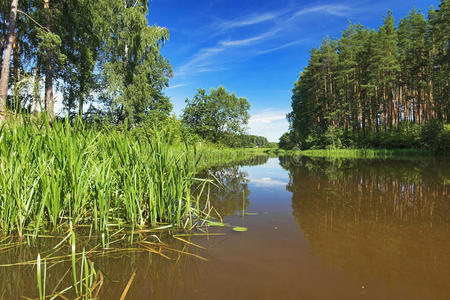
[0,118,202,238]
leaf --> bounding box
[206,221,224,227]
[232,226,248,232]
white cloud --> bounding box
[219,30,276,47]
[249,109,289,125]
[257,40,306,55]
[175,47,226,76]
[250,177,287,187]
[219,12,279,29]
[292,5,351,18]
[166,83,188,89]
[248,108,290,142]
[174,4,353,77]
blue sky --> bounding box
[149,0,439,142]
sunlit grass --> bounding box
[0,117,204,238]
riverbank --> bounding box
[0,118,270,239]
[265,148,440,158]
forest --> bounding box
[0,0,271,241]
[282,0,449,153]
[0,0,269,148]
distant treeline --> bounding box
[283,0,449,152]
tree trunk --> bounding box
[31,56,41,113]
[44,0,54,118]
[0,0,19,118]
[12,29,20,84]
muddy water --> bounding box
[1,156,450,299]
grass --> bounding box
[0,117,207,239]
[193,145,269,169]
[266,148,435,158]
[0,116,265,298]
[0,116,269,240]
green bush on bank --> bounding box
[279,121,450,156]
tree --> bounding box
[0,0,172,122]
[182,86,250,143]
[286,1,449,150]
[0,0,18,117]
[98,0,172,124]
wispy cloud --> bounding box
[174,4,354,77]
[175,47,226,76]
[248,108,290,142]
[166,83,188,89]
[249,109,289,125]
[219,29,278,47]
[257,40,306,55]
[292,4,352,18]
[219,12,279,29]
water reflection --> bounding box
[198,156,269,216]
[0,235,209,299]
[2,155,450,299]
[281,156,450,299]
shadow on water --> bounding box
[281,156,450,299]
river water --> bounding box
[2,156,449,299]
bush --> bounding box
[421,119,444,150]
[279,131,297,149]
[435,124,450,155]
[323,126,343,149]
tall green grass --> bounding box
[0,118,202,238]
[193,145,269,169]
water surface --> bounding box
[1,156,449,299]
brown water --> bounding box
[1,156,449,299]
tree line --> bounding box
[284,0,449,151]
[0,0,172,123]
[0,0,273,148]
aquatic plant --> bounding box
[0,118,203,238]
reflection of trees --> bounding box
[281,156,450,298]
[199,166,251,217]
[195,156,268,217]
[0,236,206,299]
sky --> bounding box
[148,0,440,142]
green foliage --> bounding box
[323,126,343,149]
[220,133,270,148]
[436,125,450,154]
[0,117,202,237]
[1,0,172,124]
[421,119,444,149]
[97,0,173,124]
[133,115,201,146]
[286,0,449,153]
[278,131,297,150]
[182,86,250,143]
[280,148,433,159]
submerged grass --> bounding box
[0,118,205,238]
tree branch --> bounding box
[17,9,50,33]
